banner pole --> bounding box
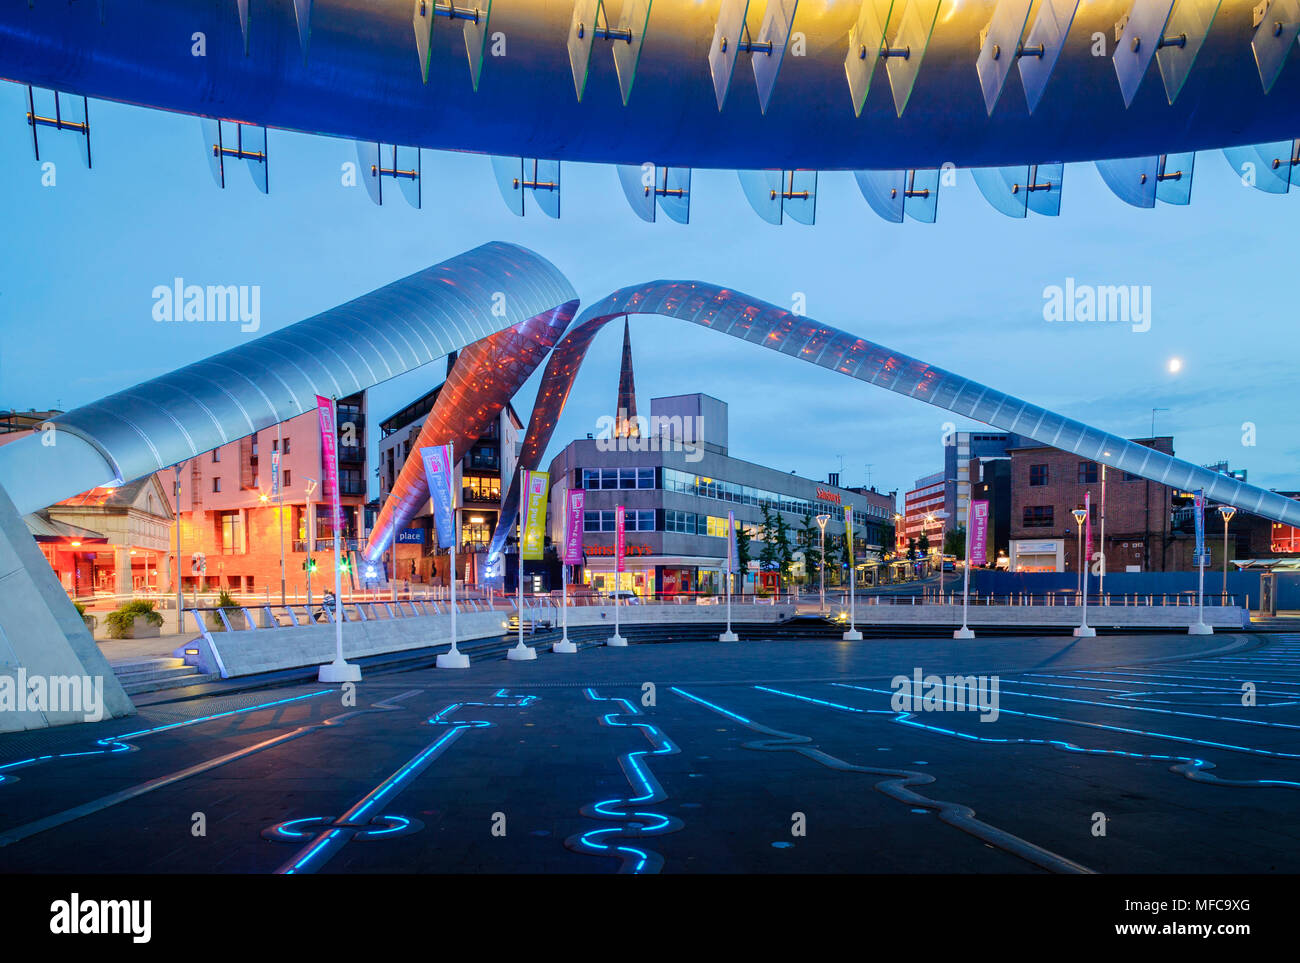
[844,507,862,640]
[554,489,578,653]
[317,395,360,683]
[509,468,540,659]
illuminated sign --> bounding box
[585,544,653,557]
[816,487,842,504]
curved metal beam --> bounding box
[361,300,577,565]
[0,242,578,516]
[488,280,1300,563]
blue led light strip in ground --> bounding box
[0,689,332,786]
[565,688,682,874]
[1005,677,1300,708]
[829,683,1300,786]
[277,689,536,875]
[0,689,424,849]
[669,686,1094,874]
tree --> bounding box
[907,536,917,562]
[774,512,795,585]
[917,532,930,559]
[735,524,752,594]
[758,504,778,573]
[797,515,822,588]
[944,525,966,560]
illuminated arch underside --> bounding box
[487,280,1300,564]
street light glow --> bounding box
[1167,357,1183,373]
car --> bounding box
[602,590,641,604]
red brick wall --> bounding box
[1010,438,1176,573]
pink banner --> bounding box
[615,505,626,574]
[969,499,989,566]
[315,395,344,530]
[564,489,585,565]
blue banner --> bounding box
[1193,489,1208,565]
[396,528,425,544]
[419,445,456,550]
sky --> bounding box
[1,82,1295,503]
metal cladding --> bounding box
[4,0,1300,171]
[361,301,577,565]
[0,242,577,516]
[485,279,1300,561]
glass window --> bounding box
[1078,461,1098,484]
[1029,464,1048,486]
[212,477,221,493]
[220,511,243,555]
[1023,506,1054,528]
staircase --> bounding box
[112,658,217,696]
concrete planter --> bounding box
[121,617,161,639]
[81,614,98,634]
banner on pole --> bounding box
[1084,491,1092,564]
[969,499,989,566]
[1194,489,1207,565]
[419,444,456,550]
[726,510,738,574]
[844,506,854,564]
[521,470,550,561]
[271,450,281,498]
[314,395,345,530]
[564,489,585,565]
[615,505,626,574]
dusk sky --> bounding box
[1,83,1292,501]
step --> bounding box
[119,669,218,696]
[113,663,206,685]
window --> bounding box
[212,449,221,463]
[628,510,655,531]
[1023,506,1054,528]
[219,511,243,555]
[283,469,292,489]
[1123,471,1141,482]
[585,510,654,532]
[1077,461,1098,484]
[1029,464,1048,486]
[282,437,291,455]
[212,477,222,493]
[580,468,656,490]
[464,474,501,502]
[705,515,731,538]
[664,510,697,534]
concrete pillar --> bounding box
[114,545,132,596]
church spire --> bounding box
[614,317,640,438]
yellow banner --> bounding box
[521,470,550,561]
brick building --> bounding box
[1008,436,1180,574]
[166,392,368,601]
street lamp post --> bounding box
[1072,508,1095,637]
[173,463,184,633]
[304,478,318,609]
[1218,506,1236,604]
[815,514,830,616]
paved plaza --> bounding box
[1,632,1297,874]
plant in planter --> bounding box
[105,600,164,640]
[205,590,245,632]
[74,600,97,634]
